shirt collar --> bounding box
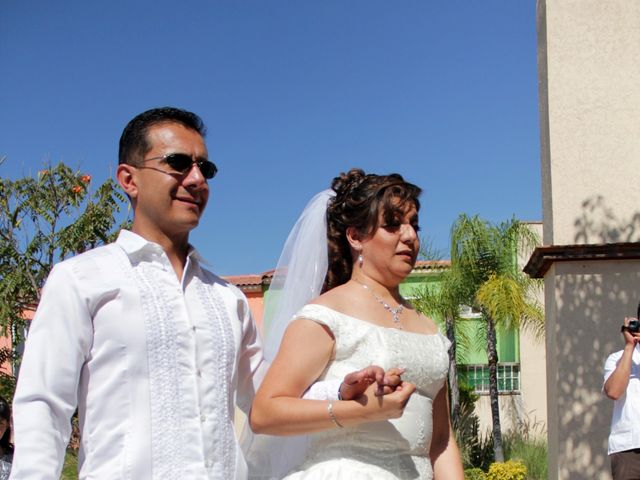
[116,230,209,265]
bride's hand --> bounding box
[339,366,405,400]
[376,367,405,396]
[356,379,416,421]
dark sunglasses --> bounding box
[143,153,218,179]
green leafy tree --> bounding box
[449,214,543,462]
[415,268,467,427]
[0,161,129,398]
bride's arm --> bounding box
[250,318,415,435]
[430,384,464,479]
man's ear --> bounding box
[116,164,138,199]
[346,227,363,251]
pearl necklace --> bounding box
[354,280,404,330]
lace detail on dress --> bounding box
[197,279,237,479]
[287,304,450,480]
[129,261,185,478]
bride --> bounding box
[250,169,463,479]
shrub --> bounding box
[502,417,547,479]
[465,467,487,480]
[486,460,527,480]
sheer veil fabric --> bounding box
[263,189,335,361]
[242,190,335,479]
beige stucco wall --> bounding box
[518,316,547,431]
[538,0,640,247]
[545,261,640,479]
[537,1,640,478]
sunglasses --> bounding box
[143,153,218,179]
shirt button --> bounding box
[200,414,206,423]
[192,326,197,332]
[205,460,213,468]
[196,370,202,377]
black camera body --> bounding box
[621,303,640,333]
[626,320,640,334]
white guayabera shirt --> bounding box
[604,345,640,455]
[11,230,337,480]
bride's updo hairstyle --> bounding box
[323,168,422,292]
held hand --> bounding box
[357,380,416,422]
[376,367,405,396]
[339,365,383,400]
[339,366,405,400]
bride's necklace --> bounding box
[354,279,404,330]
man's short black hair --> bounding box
[118,107,207,166]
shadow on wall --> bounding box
[574,195,640,244]
[551,196,640,478]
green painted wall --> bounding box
[401,270,519,364]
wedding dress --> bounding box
[283,304,451,480]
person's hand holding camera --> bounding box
[621,317,640,346]
[605,316,640,400]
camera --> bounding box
[625,320,640,334]
[621,302,640,333]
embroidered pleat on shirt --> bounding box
[131,262,186,477]
[196,278,237,477]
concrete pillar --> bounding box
[533,1,640,478]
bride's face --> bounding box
[361,202,420,282]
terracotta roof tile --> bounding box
[413,259,450,270]
[224,260,449,287]
[223,274,263,287]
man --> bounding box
[10,107,400,479]
[604,316,640,479]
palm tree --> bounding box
[415,271,459,420]
[413,241,469,427]
[449,214,543,462]
[415,268,471,429]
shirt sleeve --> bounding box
[11,263,93,479]
[235,296,268,415]
[603,351,621,387]
[303,379,342,401]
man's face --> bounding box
[125,122,210,241]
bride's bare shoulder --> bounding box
[309,283,357,311]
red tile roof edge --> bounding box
[223,260,449,287]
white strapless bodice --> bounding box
[284,304,451,480]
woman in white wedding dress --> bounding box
[250,169,463,479]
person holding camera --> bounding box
[604,315,640,479]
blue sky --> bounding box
[1,1,541,275]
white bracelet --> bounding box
[327,401,343,428]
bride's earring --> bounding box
[358,253,364,268]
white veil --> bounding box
[242,189,335,479]
[263,189,335,360]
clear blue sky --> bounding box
[1,1,541,275]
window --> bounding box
[458,363,520,394]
